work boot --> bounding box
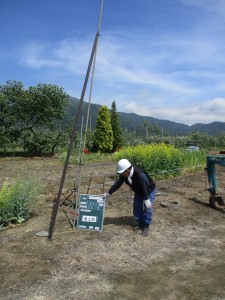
[142,226,149,237]
[132,223,143,232]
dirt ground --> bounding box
[0,156,225,300]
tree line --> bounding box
[0,80,123,155]
[1,80,225,156]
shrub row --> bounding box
[113,143,206,178]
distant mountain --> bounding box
[62,97,225,136]
[190,122,225,135]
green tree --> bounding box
[143,121,148,139]
[0,81,26,146]
[215,131,225,148]
[0,80,69,155]
[110,101,123,151]
[143,123,161,139]
[93,105,114,152]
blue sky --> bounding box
[1,0,225,126]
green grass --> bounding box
[0,176,43,229]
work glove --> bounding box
[103,192,110,201]
[144,199,152,209]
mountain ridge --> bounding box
[63,97,225,136]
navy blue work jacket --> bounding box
[108,166,155,200]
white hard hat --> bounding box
[117,159,131,174]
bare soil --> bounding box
[0,156,225,300]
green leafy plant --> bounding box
[113,143,206,179]
[0,177,42,229]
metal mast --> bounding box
[82,0,104,163]
[48,0,104,240]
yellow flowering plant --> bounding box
[113,143,206,179]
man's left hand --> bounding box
[103,193,110,201]
[144,199,152,208]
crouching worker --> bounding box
[106,159,156,237]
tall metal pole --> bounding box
[48,1,103,240]
[82,0,104,163]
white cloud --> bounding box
[15,6,225,127]
[53,37,94,74]
[19,42,62,68]
[124,97,225,125]
[203,98,225,112]
[182,0,225,16]
[19,35,200,95]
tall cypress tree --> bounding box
[94,105,114,152]
[110,101,123,151]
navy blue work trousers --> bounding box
[133,189,156,226]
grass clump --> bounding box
[59,150,113,164]
[0,177,43,229]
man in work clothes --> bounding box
[106,159,156,237]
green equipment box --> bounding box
[77,194,105,231]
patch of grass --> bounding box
[59,150,113,164]
[0,176,43,229]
